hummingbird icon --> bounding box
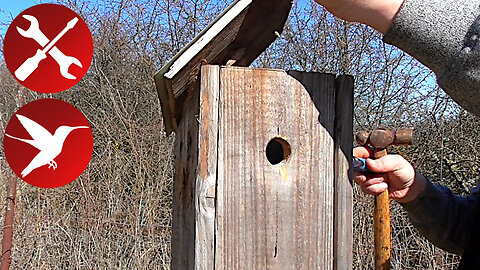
[5,114,89,177]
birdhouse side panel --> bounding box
[171,80,201,270]
[333,75,354,270]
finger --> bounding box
[362,182,388,196]
[359,173,387,190]
[365,172,387,182]
[353,172,367,186]
[354,172,385,186]
[366,154,406,173]
[353,146,373,159]
[364,176,386,187]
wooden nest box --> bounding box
[154,0,354,269]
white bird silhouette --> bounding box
[5,114,89,177]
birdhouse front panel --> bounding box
[214,66,336,269]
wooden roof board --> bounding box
[154,0,292,134]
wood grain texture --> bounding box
[216,67,336,269]
[195,65,220,269]
[171,66,353,269]
[171,80,200,270]
[333,76,354,270]
[374,191,391,270]
[170,9,248,99]
[171,66,221,269]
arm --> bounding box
[401,177,480,254]
[314,0,404,34]
[383,0,480,117]
[315,0,480,117]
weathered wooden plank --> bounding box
[171,80,200,269]
[216,67,336,269]
[333,75,354,270]
[195,65,220,269]
[171,66,220,270]
[169,7,248,99]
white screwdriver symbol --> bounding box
[15,17,78,81]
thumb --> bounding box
[366,155,405,173]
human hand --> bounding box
[313,0,404,34]
[353,146,427,203]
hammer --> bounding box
[355,128,413,270]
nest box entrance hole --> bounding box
[265,138,291,165]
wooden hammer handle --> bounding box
[374,149,391,270]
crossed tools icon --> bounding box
[14,15,82,81]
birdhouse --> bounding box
[154,0,354,269]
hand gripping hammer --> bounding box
[356,128,413,270]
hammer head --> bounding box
[356,128,413,150]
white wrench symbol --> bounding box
[16,15,82,80]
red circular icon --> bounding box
[3,4,93,93]
[3,99,93,188]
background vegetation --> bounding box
[1,0,479,268]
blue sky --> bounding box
[0,0,48,34]
[0,0,44,18]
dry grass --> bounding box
[0,35,175,268]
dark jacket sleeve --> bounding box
[383,0,480,117]
[401,178,480,254]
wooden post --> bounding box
[0,174,16,270]
[1,88,25,270]
[169,65,353,269]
